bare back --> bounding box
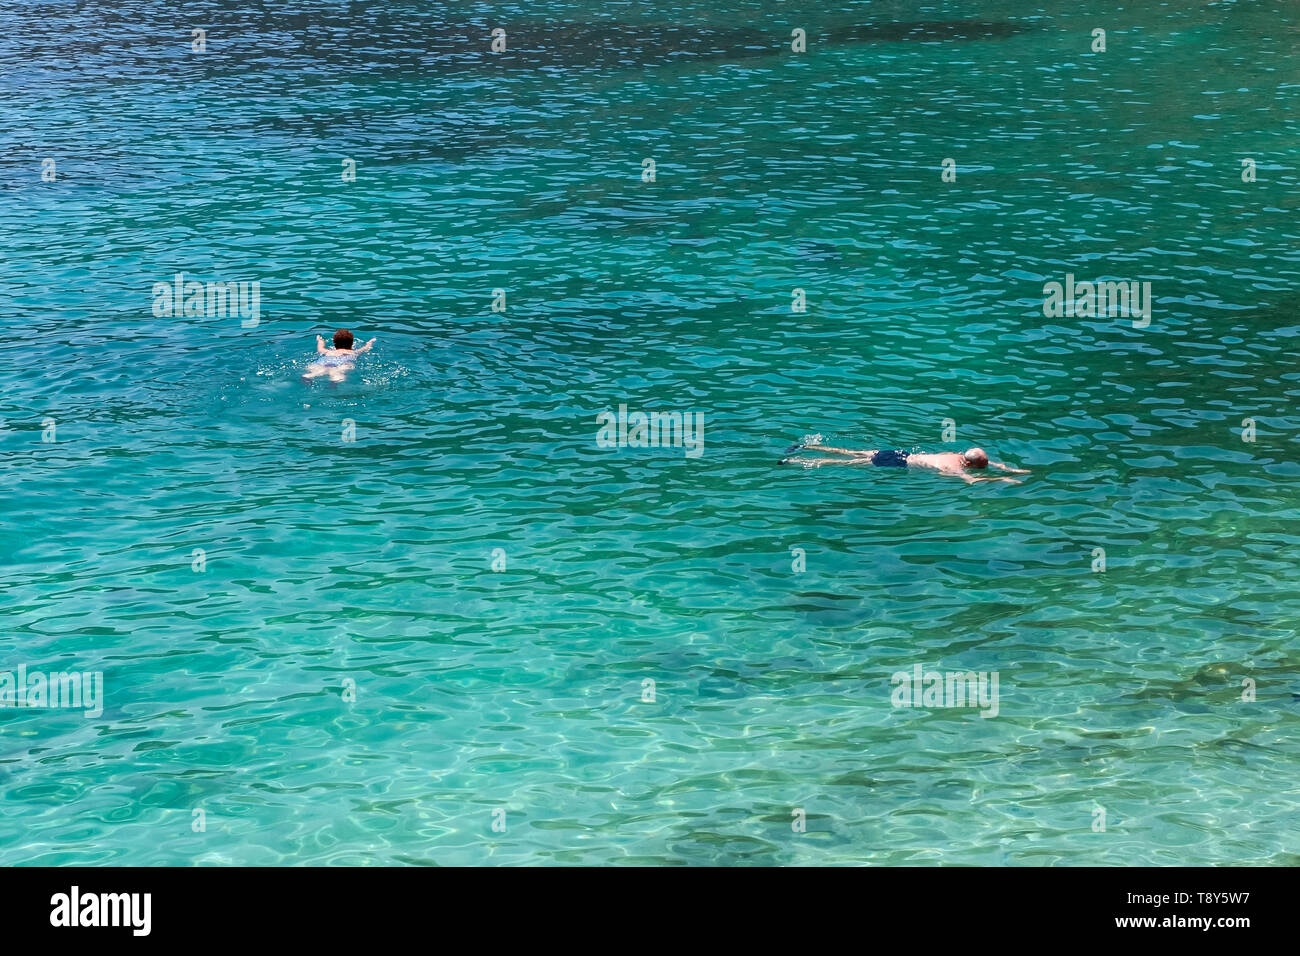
[905,452,967,474]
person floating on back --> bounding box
[780,437,1029,484]
[302,329,375,383]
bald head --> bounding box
[962,448,989,469]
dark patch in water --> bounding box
[697,673,749,699]
[838,20,1030,44]
[470,19,1029,71]
[13,11,1029,77]
[1123,658,1294,706]
[247,109,511,161]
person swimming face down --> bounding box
[302,328,376,382]
[778,440,1027,483]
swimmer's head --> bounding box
[962,448,989,469]
[333,329,354,349]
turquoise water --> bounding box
[2,0,1298,865]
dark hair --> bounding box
[333,329,354,349]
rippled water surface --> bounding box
[1,0,1298,865]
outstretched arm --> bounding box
[961,472,1021,484]
[991,461,1030,474]
[316,335,327,354]
[354,337,377,354]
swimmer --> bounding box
[302,329,375,382]
[779,440,1029,484]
